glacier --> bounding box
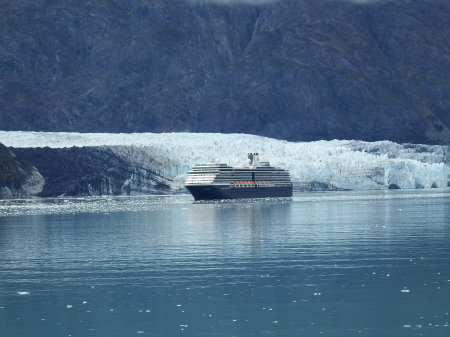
[1,131,449,191]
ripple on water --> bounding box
[0,190,449,337]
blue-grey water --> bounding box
[0,190,449,337]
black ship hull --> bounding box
[186,185,293,201]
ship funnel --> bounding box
[248,153,260,167]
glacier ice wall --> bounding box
[1,131,449,190]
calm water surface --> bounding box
[0,190,449,337]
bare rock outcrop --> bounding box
[0,144,44,199]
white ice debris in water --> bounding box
[17,292,30,295]
[401,289,411,293]
[0,131,448,191]
[66,305,73,309]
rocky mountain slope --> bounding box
[0,143,44,198]
[1,0,449,144]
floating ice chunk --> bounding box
[401,289,410,293]
[17,292,30,295]
[82,301,87,304]
[137,331,144,334]
[66,305,73,309]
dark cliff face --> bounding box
[1,0,449,144]
[0,144,44,198]
[12,147,173,197]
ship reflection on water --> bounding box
[187,199,293,253]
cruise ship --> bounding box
[184,153,293,201]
